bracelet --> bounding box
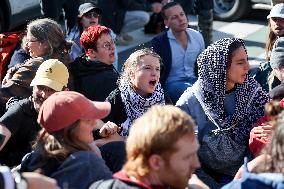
[12,171,28,189]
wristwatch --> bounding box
[13,171,28,189]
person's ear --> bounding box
[164,19,169,28]
[129,70,134,77]
[148,154,164,171]
[86,49,96,59]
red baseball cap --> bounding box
[38,91,111,134]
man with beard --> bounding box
[0,59,69,167]
[89,105,207,189]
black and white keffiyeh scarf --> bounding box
[189,38,270,141]
[119,79,165,137]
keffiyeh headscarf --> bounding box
[119,79,165,137]
[191,38,269,141]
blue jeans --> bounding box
[121,11,150,33]
[165,78,197,104]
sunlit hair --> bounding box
[265,21,278,61]
[33,120,91,165]
[118,48,162,87]
[27,18,72,64]
[255,110,284,173]
[80,25,110,52]
[123,105,196,177]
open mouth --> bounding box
[149,80,157,86]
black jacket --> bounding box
[20,150,112,189]
[68,56,119,102]
[0,97,40,167]
[104,88,172,126]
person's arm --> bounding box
[0,100,27,151]
[0,124,11,151]
[234,154,267,180]
[93,120,124,147]
[0,166,59,189]
[22,172,59,189]
[188,174,210,189]
[175,90,192,113]
[93,120,120,139]
[0,166,14,189]
[99,121,121,138]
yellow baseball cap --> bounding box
[30,59,69,91]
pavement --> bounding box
[116,9,270,71]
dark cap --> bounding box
[78,3,102,17]
[269,83,284,100]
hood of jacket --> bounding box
[70,56,116,77]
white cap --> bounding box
[267,3,284,19]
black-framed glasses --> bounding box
[84,11,100,18]
[98,40,115,50]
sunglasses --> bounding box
[84,11,100,18]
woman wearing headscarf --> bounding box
[176,38,270,188]
[104,48,171,137]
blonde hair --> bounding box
[123,105,196,177]
[118,48,161,86]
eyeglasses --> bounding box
[84,11,100,18]
[98,40,115,50]
[25,37,39,43]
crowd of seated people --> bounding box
[2,2,284,189]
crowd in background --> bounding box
[2,1,284,189]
